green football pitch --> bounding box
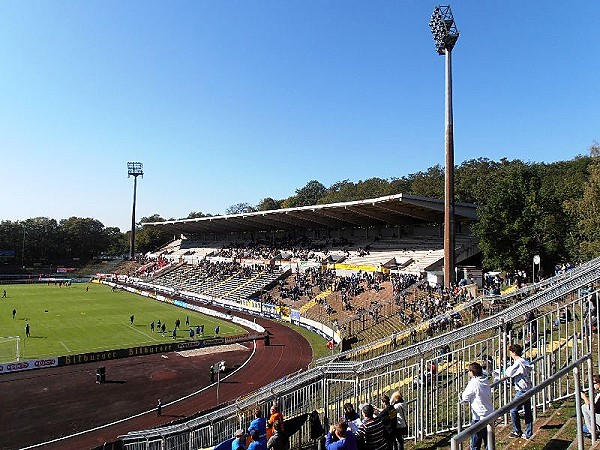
[0,283,245,363]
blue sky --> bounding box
[1,1,598,231]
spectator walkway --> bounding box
[299,288,332,314]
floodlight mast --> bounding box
[429,5,459,288]
[127,162,144,260]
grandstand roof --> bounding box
[141,194,478,235]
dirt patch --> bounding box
[176,343,249,357]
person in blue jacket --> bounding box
[232,429,246,450]
[325,420,358,450]
[248,430,266,450]
[248,408,267,446]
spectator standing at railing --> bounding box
[248,408,267,447]
[343,403,362,434]
[460,362,493,450]
[267,404,284,440]
[248,430,266,450]
[355,404,386,450]
[266,420,287,450]
[580,375,600,438]
[232,429,247,450]
[377,395,396,450]
[505,344,533,439]
[390,391,407,450]
[325,420,358,450]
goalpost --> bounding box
[0,336,21,362]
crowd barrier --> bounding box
[118,257,600,450]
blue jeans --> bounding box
[510,391,533,438]
[470,420,487,450]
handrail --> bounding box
[451,353,591,450]
[118,259,600,448]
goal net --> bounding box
[0,336,21,363]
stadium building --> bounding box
[142,193,480,287]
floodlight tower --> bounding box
[429,5,459,288]
[127,162,144,260]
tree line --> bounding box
[1,146,598,275]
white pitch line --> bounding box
[60,341,70,352]
[128,323,161,342]
[21,339,258,450]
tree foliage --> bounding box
[565,155,600,261]
[3,148,600,273]
[184,211,211,219]
[134,215,173,254]
[225,203,256,214]
[256,198,282,211]
[286,180,327,207]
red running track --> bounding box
[0,317,312,450]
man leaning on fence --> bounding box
[504,343,533,439]
[461,362,493,450]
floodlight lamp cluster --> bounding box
[127,162,144,178]
[429,5,459,55]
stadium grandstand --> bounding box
[115,253,600,450]
[78,195,600,449]
[141,194,480,279]
[123,194,481,342]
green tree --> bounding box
[60,217,107,262]
[319,179,357,204]
[388,177,412,195]
[565,155,600,261]
[354,177,392,200]
[103,226,129,257]
[471,160,537,270]
[409,165,444,198]
[135,215,173,254]
[288,180,327,207]
[256,198,282,211]
[589,140,600,157]
[226,203,256,214]
[0,220,26,265]
[455,158,499,204]
[184,211,211,219]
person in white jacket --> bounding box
[390,391,408,450]
[461,362,494,450]
[580,375,600,438]
[504,343,533,439]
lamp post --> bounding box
[429,5,459,288]
[127,162,144,260]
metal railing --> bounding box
[119,260,600,449]
[451,353,591,450]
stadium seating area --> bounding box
[118,253,600,450]
[147,233,478,272]
[119,234,484,346]
[145,260,284,304]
